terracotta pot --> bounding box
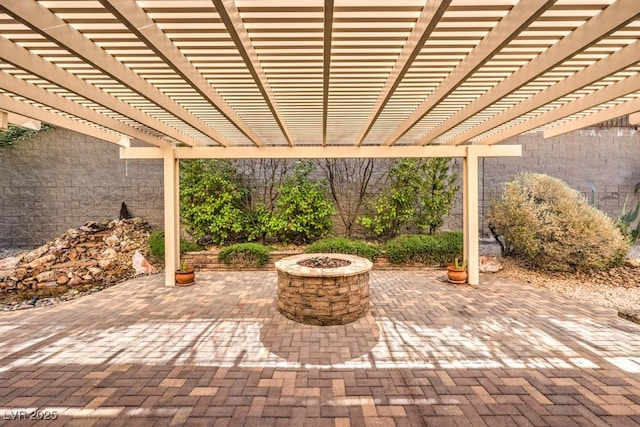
[175,267,196,286]
[447,266,467,284]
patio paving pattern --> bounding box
[1,270,640,426]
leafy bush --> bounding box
[487,173,628,272]
[0,123,53,148]
[305,237,380,261]
[384,233,463,265]
[147,231,202,259]
[148,231,165,258]
[436,231,464,264]
[218,243,270,267]
[180,160,249,245]
[359,158,458,240]
[272,161,335,244]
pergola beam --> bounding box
[544,97,640,138]
[0,95,129,146]
[383,0,555,146]
[354,0,450,146]
[120,144,522,160]
[0,72,170,148]
[0,36,198,147]
[211,0,292,146]
[446,40,640,145]
[0,0,227,147]
[417,0,640,146]
[101,0,258,147]
[6,113,40,130]
[322,0,334,146]
[479,72,640,145]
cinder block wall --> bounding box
[0,128,163,249]
[1,126,639,248]
[446,127,640,235]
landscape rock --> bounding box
[479,256,503,273]
[0,256,20,271]
[28,254,56,270]
[0,217,156,294]
[132,250,157,275]
[625,257,640,268]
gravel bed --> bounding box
[495,258,640,311]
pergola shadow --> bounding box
[1,270,640,424]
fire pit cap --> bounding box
[274,253,373,277]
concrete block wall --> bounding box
[0,128,163,249]
[446,127,640,235]
[1,125,638,248]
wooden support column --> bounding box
[0,110,7,129]
[163,147,180,287]
[463,146,480,285]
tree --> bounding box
[316,158,384,237]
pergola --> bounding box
[1,1,639,287]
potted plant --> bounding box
[447,258,467,284]
[175,260,196,286]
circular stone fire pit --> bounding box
[275,253,373,326]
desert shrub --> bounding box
[487,173,628,272]
[305,237,380,261]
[617,195,640,245]
[147,231,202,260]
[384,233,462,265]
[218,243,270,267]
[272,161,335,244]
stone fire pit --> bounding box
[275,253,373,326]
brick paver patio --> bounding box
[1,270,640,426]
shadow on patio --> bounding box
[1,270,640,425]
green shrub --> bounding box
[218,243,270,267]
[487,173,628,272]
[147,231,202,259]
[359,158,458,240]
[305,237,380,261]
[272,161,335,244]
[384,233,462,265]
[180,159,249,245]
[434,231,464,265]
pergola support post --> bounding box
[0,110,7,129]
[463,146,480,285]
[163,147,180,287]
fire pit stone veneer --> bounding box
[275,253,373,326]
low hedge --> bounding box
[218,243,270,267]
[148,231,202,259]
[305,237,380,261]
[384,232,463,265]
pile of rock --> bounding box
[0,218,157,293]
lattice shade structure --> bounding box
[1,0,639,285]
[1,0,639,148]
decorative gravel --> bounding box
[496,258,640,311]
[297,256,351,268]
